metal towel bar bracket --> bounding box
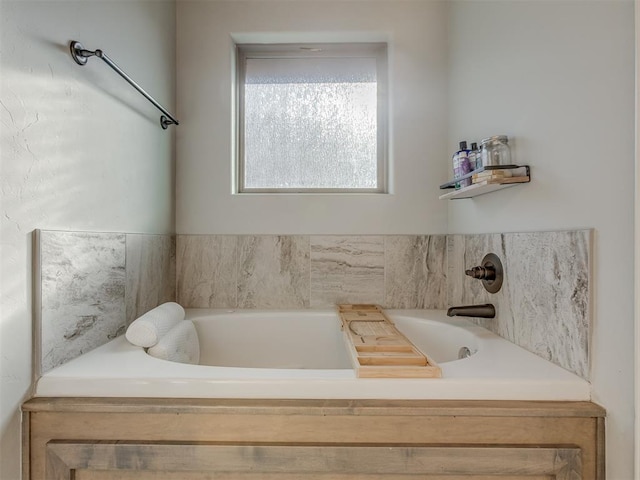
[70,41,179,129]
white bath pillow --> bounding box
[147,320,200,365]
[125,302,185,348]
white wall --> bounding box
[176,0,449,235]
[447,1,635,478]
[0,1,176,478]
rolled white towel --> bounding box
[147,320,200,365]
[125,302,185,348]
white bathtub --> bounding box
[34,309,590,401]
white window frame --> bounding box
[235,42,388,194]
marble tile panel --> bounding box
[125,234,176,324]
[237,235,310,308]
[445,235,467,306]
[176,235,238,308]
[447,230,591,379]
[310,236,384,308]
[503,230,590,380]
[385,235,447,309]
[447,233,514,341]
[39,230,126,373]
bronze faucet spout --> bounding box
[446,304,495,318]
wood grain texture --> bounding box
[47,443,582,479]
[338,304,441,377]
[24,398,605,480]
[21,409,30,480]
[22,398,606,417]
[77,474,553,480]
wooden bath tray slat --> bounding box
[337,304,442,378]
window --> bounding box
[236,43,388,193]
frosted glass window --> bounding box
[237,44,387,193]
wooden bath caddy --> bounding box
[337,304,442,378]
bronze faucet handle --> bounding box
[465,266,496,281]
[464,253,503,294]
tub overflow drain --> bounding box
[458,347,472,359]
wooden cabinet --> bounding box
[22,398,605,480]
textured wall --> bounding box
[0,1,176,477]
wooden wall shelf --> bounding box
[439,165,530,200]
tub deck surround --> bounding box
[34,309,590,401]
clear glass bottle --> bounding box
[480,136,511,167]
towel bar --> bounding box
[70,40,179,129]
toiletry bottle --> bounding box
[469,142,479,171]
[451,142,464,189]
[457,141,472,188]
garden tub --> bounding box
[34,309,590,401]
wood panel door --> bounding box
[46,443,582,480]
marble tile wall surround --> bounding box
[38,230,126,374]
[176,235,311,308]
[310,236,385,308]
[239,236,310,308]
[176,234,448,310]
[176,235,238,308]
[174,231,590,377]
[385,235,448,309]
[37,230,176,374]
[125,234,176,324]
[447,230,591,380]
[447,234,511,338]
